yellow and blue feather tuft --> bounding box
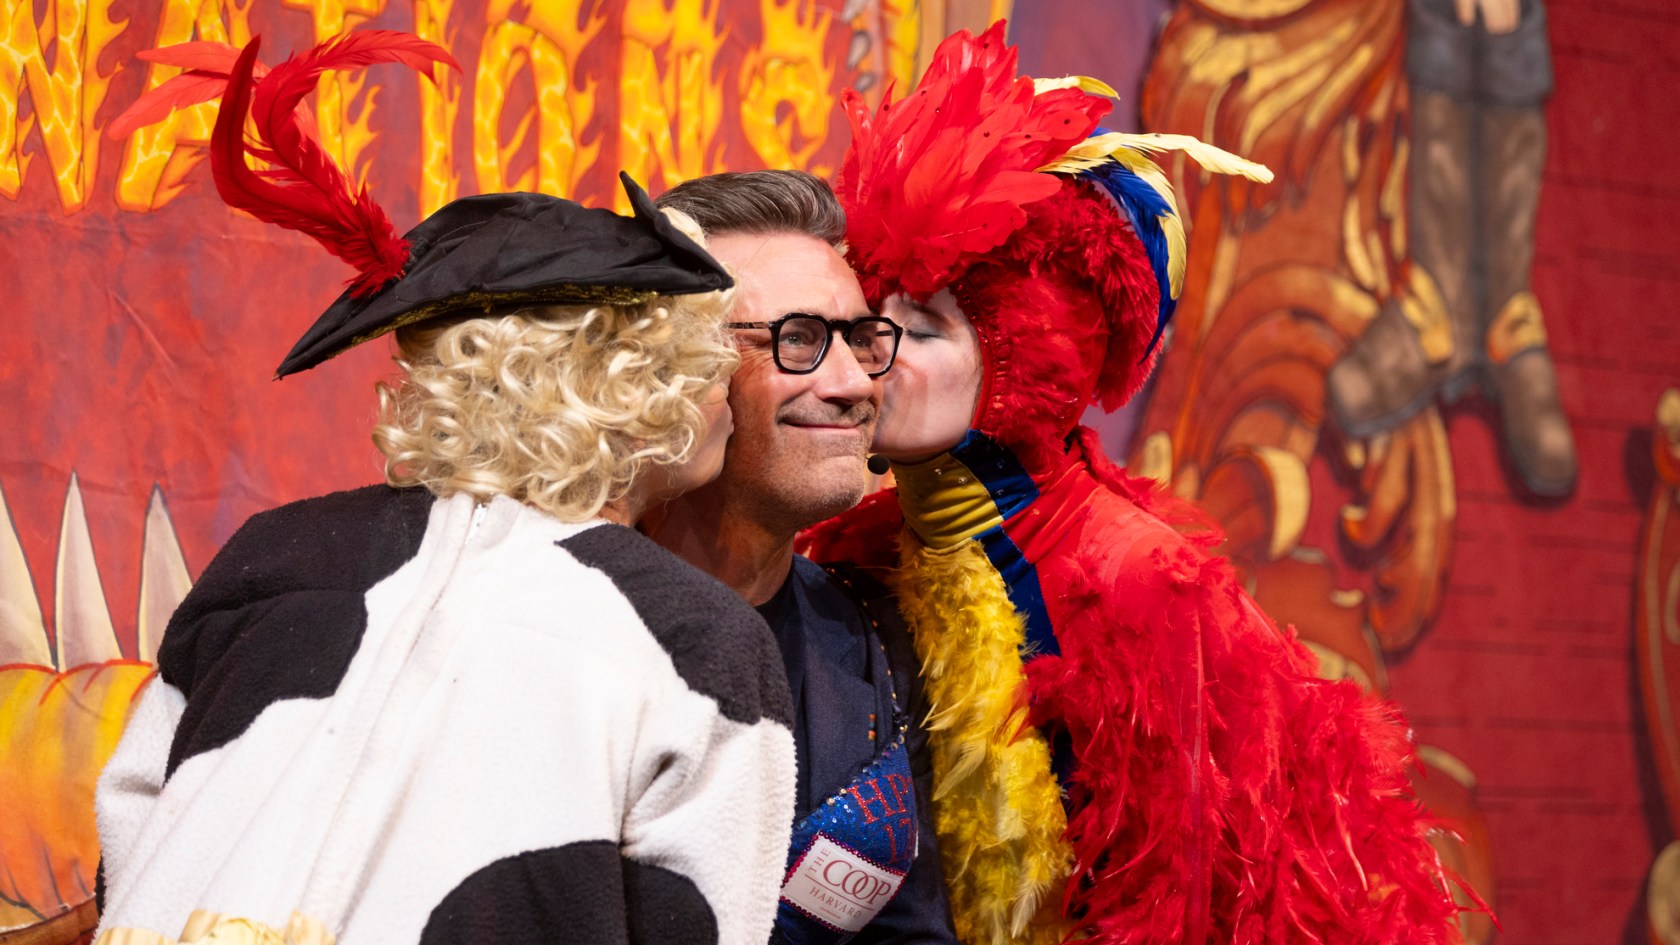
[1038,123,1272,355]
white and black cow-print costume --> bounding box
[95,484,797,945]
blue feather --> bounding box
[1075,132,1178,359]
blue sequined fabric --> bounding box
[773,731,918,945]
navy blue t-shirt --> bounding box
[757,555,957,944]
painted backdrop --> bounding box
[1119,1,1680,944]
[4,2,1678,945]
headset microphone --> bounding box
[866,455,891,475]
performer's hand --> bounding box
[1455,0,1521,34]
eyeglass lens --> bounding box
[775,315,898,375]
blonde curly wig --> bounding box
[373,279,737,523]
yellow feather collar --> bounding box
[896,532,1072,945]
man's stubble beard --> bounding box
[718,391,879,537]
[723,426,871,540]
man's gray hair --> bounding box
[654,170,845,247]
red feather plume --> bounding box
[836,20,1109,300]
[114,31,459,297]
[107,43,270,141]
[138,40,252,72]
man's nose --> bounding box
[811,333,876,403]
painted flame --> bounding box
[413,0,459,216]
[617,0,729,210]
[114,0,255,212]
[0,0,126,210]
[881,0,920,94]
[740,0,836,173]
[280,0,389,186]
[473,0,605,198]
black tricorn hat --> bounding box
[276,172,733,377]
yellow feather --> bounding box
[1163,211,1186,299]
[1102,131,1273,182]
[1107,145,1178,209]
[1040,131,1274,185]
[1031,74,1120,99]
[1038,136,1230,299]
[1036,136,1122,175]
[896,534,1072,945]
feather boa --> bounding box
[894,536,1071,945]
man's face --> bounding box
[706,231,879,533]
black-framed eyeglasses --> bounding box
[725,313,904,378]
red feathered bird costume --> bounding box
[803,22,1469,945]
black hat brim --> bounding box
[276,172,732,377]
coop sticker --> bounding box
[780,834,905,931]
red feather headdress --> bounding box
[837,21,1108,301]
[837,22,1270,443]
[111,31,459,297]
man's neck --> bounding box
[643,484,795,607]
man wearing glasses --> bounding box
[647,170,956,943]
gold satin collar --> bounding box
[892,451,1004,549]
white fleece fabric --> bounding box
[94,490,796,945]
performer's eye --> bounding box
[901,308,943,339]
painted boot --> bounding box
[1479,103,1577,496]
[1327,89,1481,437]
